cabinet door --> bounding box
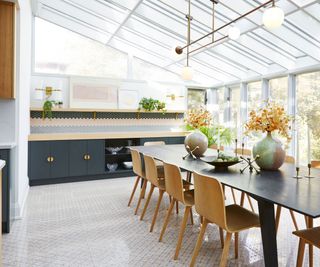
[87,140,105,175]
[69,140,87,177]
[50,141,69,178]
[0,2,15,99]
[0,149,10,233]
[29,141,51,180]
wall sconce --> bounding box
[166,94,184,101]
[34,86,62,101]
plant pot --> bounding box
[252,132,285,170]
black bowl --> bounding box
[200,156,240,170]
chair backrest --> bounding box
[144,155,160,187]
[311,160,320,169]
[193,172,227,230]
[285,155,295,163]
[235,148,251,156]
[163,162,184,203]
[130,149,143,177]
[144,141,165,146]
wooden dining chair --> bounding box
[311,160,320,168]
[190,173,260,267]
[139,154,167,232]
[144,141,165,167]
[275,155,299,232]
[128,149,146,212]
[293,227,320,267]
[158,162,194,260]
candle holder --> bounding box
[235,139,238,157]
[305,163,315,179]
[292,167,303,179]
[240,155,260,174]
[182,145,199,160]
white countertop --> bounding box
[0,160,5,170]
[0,142,16,149]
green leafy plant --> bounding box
[138,97,166,112]
[42,100,56,119]
[186,124,234,147]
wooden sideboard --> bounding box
[0,1,15,99]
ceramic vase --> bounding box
[252,132,285,170]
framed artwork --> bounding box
[70,77,118,109]
[118,89,139,109]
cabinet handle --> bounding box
[87,154,91,160]
[51,156,54,162]
[83,154,88,160]
[47,156,51,162]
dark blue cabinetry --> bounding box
[28,136,184,186]
[0,149,11,233]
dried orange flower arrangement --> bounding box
[185,107,212,129]
[245,101,292,143]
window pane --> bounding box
[231,86,241,136]
[247,81,262,112]
[297,71,320,164]
[132,57,181,82]
[247,81,262,147]
[34,18,127,78]
[187,89,206,110]
[269,76,288,110]
[217,88,225,124]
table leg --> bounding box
[257,199,278,267]
[307,216,313,267]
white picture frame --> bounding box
[118,89,139,109]
[70,77,118,109]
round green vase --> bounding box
[252,132,285,170]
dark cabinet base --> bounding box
[29,170,134,186]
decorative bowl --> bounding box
[106,147,123,154]
[107,163,118,172]
[200,156,240,170]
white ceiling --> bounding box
[32,0,320,86]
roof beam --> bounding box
[106,0,144,45]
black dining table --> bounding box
[132,144,320,267]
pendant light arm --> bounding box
[176,0,274,54]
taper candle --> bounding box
[296,129,300,167]
[307,125,311,164]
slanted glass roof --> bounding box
[32,0,320,86]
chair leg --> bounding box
[296,238,306,267]
[219,227,224,248]
[200,215,203,224]
[159,199,175,242]
[176,201,179,214]
[134,179,147,215]
[190,207,194,225]
[140,184,155,221]
[234,232,239,259]
[275,205,282,233]
[150,189,164,232]
[220,232,232,267]
[306,217,314,267]
[128,176,140,207]
[246,194,255,213]
[289,210,299,231]
[190,218,208,267]
[231,188,237,204]
[174,206,190,260]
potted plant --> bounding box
[138,97,166,113]
[245,101,292,170]
[42,100,56,119]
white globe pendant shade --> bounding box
[228,27,241,40]
[181,66,193,80]
[263,6,284,30]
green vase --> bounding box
[252,132,285,170]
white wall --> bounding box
[30,74,188,111]
[12,0,32,218]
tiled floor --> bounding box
[3,176,319,266]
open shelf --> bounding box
[30,107,185,113]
